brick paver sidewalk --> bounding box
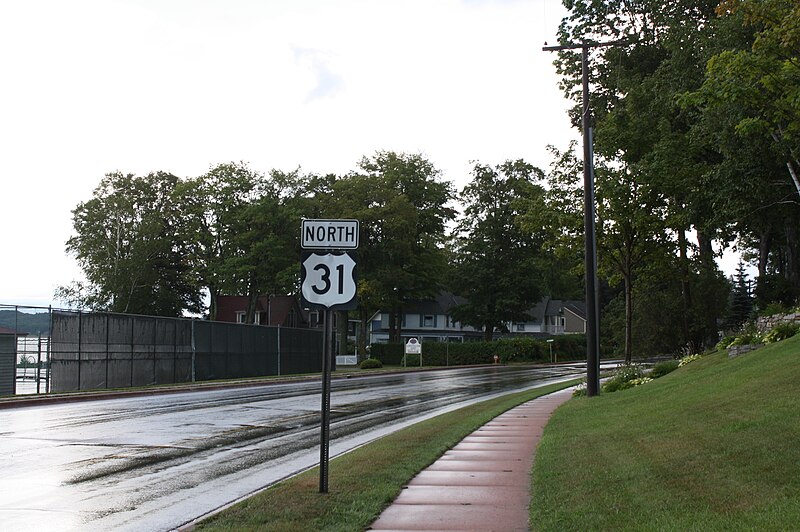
[368,388,574,531]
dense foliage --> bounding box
[549,0,799,354]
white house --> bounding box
[368,292,482,344]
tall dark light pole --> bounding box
[543,39,627,396]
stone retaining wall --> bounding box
[728,343,764,359]
[756,312,800,334]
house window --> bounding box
[423,315,435,327]
[236,311,247,324]
[516,323,525,332]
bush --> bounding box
[729,333,761,347]
[368,344,404,365]
[601,363,644,393]
[602,378,623,393]
[716,336,737,350]
[759,301,791,318]
[402,354,422,366]
[359,358,383,369]
[762,323,800,344]
[650,359,680,378]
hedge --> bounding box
[367,335,587,367]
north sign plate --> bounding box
[301,219,359,250]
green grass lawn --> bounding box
[195,379,578,531]
[531,335,800,531]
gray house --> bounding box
[506,297,587,335]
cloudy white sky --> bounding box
[0,0,741,309]
[1,0,581,308]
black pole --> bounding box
[543,39,628,396]
[319,309,333,493]
[581,43,600,397]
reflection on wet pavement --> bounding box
[0,365,582,531]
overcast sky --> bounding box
[1,0,582,308]
[0,0,740,310]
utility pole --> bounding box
[543,39,627,397]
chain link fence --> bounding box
[0,305,51,396]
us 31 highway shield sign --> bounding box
[300,251,358,310]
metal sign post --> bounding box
[300,218,359,494]
[319,309,334,493]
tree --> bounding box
[595,165,670,363]
[689,0,800,301]
[58,171,202,315]
[705,0,800,198]
[354,151,455,343]
[519,144,585,301]
[554,0,738,352]
[181,162,261,320]
[724,261,754,330]
[539,141,672,361]
[182,163,312,322]
[227,169,307,322]
[320,151,454,351]
[449,160,546,341]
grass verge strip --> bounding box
[197,379,579,531]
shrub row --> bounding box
[367,335,587,367]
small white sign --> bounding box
[302,219,359,250]
[405,337,422,355]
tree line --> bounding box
[59,0,799,361]
[551,0,799,357]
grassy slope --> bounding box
[531,335,800,531]
[197,379,579,532]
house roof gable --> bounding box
[215,295,308,327]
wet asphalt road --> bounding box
[0,364,583,531]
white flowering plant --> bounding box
[678,354,702,367]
